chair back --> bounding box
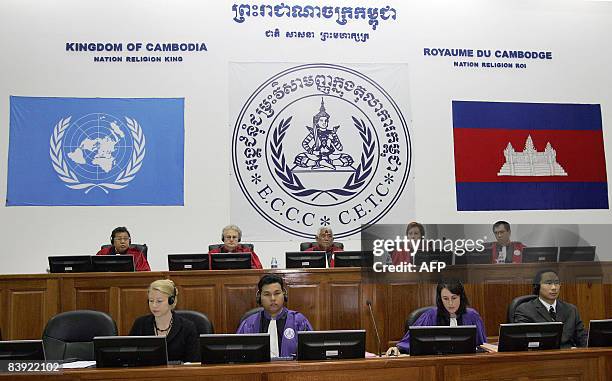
[100,244,148,259]
[42,310,117,361]
[299,242,344,251]
[174,310,214,334]
[238,307,264,329]
[507,295,538,323]
[208,243,254,251]
[404,306,434,333]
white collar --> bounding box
[538,297,557,311]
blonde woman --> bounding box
[129,279,200,362]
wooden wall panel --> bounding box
[444,356,600,381]
[118,288,149,335]
[75,289,110,313]
[285,284,321,329]
[386,283,422,342]
[223,284,259,333]
[8,290,46,339]
[329,283,360,330]
[177,285,217,328]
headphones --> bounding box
[168,286,177,306]
[256,275,288,305]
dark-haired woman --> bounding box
[386,280,487,355]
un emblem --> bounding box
[49,113,146,193]
[233,64,411,238]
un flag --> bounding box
[7,96,184,206]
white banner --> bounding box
[230,63,415,240]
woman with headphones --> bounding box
[129,279,200,362]
[209,224,263,269]
[386,279,487,355]
[237,274,313,358]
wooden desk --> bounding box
[0,262,611,354]
[2,348,611,381]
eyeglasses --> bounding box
[114,237,130,242]
[224,235,239,239]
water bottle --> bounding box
[271,257,278,269]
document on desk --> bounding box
[61,361,97,369]
[479,343,498,353]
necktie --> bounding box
[268,319,279,358]
[549,306,556,321]
[497,246,507,263]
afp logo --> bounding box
[232,64,411,238]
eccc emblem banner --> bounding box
[231,63,412,239]
[7,96,184,206]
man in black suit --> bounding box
[514,269,588,348]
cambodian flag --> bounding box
[453,101,608,211]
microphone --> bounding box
[366,299,382,357]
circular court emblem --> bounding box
[232,64,411,238]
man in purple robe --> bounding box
[237,274,313,358]
[387,280,487,355]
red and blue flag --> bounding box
[453,101,608,211]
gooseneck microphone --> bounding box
[366,299,382,357]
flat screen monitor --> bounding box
[409,325,477,356]
[210,253,252,270]
[167,254,210,271]
[334,251,374,268]
[94,336,167,367]
[48,255,93,273]
[498,322,563,352]
[200,333,270,364]
[454,249,490,265]
[285,251,327,269]
[522,247,558,263]
[92,255,135,272]
[413,251,453,267]
[297,330,365,360]
[587,319,612,347]
[559,246,596,262]
[0,340,45,360]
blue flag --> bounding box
[7,96,184,206]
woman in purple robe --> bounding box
[237,274,313,358]
[386,279,487,355]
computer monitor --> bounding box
[210,253,252,270]
[199,333,270,364]
[285,251,327,269]
[413,251,453,268]
[334,251,374,268]
[559,246,596,262]
[454,249,490,265]
[498,322,563,352]
[0,340,45,360]
[587,319,612,347]
[167,254,210,271]
[48,255,93,273]
[94,336,168,367]
[522,247,558,263]
[297,330,365,360]
[92,255,135,272]
[409,325,477,356]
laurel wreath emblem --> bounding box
[270,115,375,200]
[49,116,146,194]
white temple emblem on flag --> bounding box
[497,135,568,176]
